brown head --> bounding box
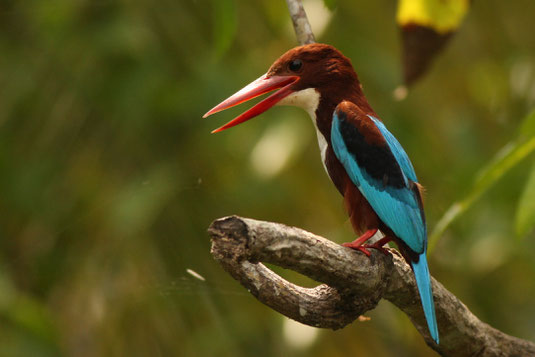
[267,44,358,92]
[203,43,374,134]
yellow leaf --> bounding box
[397,0,469,34]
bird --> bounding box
[203,43,439,344]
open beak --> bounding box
[203,74,299,133]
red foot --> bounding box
[342,230,392,257]
[342,244,373,256]
[362,237,391,256]
[342,229,378,256]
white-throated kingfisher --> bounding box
[203,43,439,344]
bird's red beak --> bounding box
[203,74,299,133]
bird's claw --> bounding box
[342,236,391,257]
[342,242,372,256]
[362,242,390,256]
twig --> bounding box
[285,0,316,45]
[208,216,535,357]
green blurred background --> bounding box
[1,0,534,356]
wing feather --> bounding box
[331,103,426,253]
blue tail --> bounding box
[411,252,439,344]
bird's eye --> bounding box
[288,59,303,72]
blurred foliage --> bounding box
[516,161,535,238]
[322,0,338,11]
[0,0,534,356]
[430,110,535,249]
[212,0,237,56]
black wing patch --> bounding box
[337,111,406,189]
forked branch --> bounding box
[208,216,535,357]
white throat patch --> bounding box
[277,88,328,173]
[278,88,320,118]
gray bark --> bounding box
[208,216,535,357]
[285,0,316,45]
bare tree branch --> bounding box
[285,0,316,45]
[208,216,535,357]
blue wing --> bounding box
[369,116,417,183]
[331,102,439,344]
[330,103,426,254]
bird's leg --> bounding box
[342,229,378,256]
[362,236,392,256]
